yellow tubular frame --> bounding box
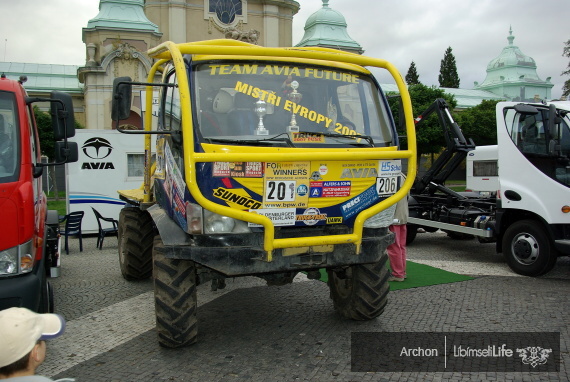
[142,40,416,261]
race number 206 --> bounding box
[376,176,398,196]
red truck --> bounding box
[0,74,77,312]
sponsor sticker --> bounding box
[248,208,296,227]
[310,180,351,198]
[340,186,379,219]
[263,162,310,208]
[213,162,264,177]
[296,207,327,226]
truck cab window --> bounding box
[505,107,570,187]
[192,62,395,147]
[161,71,184,170]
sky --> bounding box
[1,0,568,99]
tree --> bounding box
[438,47,460,88]
[34,106,55,159]
[405,61,420,85]
[387,83,457,158]
[562,39,570,97]
[453,99,500,146]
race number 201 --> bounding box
[265,180,297,202]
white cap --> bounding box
[0,307,65,368]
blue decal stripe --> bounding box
[70,199,125,206]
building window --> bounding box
[209,0,242,25]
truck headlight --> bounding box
[204,211,236,233]
[203,210,252,234]
[0,240,34,275]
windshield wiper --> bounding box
[296,131,375,147]
[205,134,295,147]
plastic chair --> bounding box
[91,207,119,249]
[61,211,84,254]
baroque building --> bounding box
[474,27,553,101]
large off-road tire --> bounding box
[327,252,390,320]
[153,236,198,348]
[502,219,558,277]
[118,208,155,280]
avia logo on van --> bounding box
[81,137,115,170]
[82,137,113,159]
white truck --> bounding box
[66,130,152,233]
[407,100,570,276]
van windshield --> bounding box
[0,92,19,183]
[192,61,395,147]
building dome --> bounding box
[486,28,536,71]
[295,0,363,54]
[474,27,553,101]
[304,0,347,28]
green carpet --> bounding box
[314,261,473,291]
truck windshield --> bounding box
[192,61,395,147]
[0,91,19,183]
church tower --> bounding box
[78,0,162,130]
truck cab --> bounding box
[0,75,77,312]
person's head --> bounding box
[0,307,65,377]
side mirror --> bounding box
[54,141,78,163]
[50,91,75,141]
[112,76,133,121]
[51,91,76,140]
[548,104,562,156]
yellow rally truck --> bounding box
[111,40,416,348]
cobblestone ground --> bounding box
[40,235,569,382]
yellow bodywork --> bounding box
[118,39,417,260]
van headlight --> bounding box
[0,240,34,275]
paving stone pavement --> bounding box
[39,235,569,381]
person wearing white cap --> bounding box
[0,307,68,381]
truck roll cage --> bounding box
[118,40,418,259]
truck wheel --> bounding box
[118,208,155,280]
[327,252,390,320]
[406,224,418,245]
[502,220,558,276]
[153,236,198,348]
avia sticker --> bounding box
[340,167,378,178]
[213,187,262,210]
